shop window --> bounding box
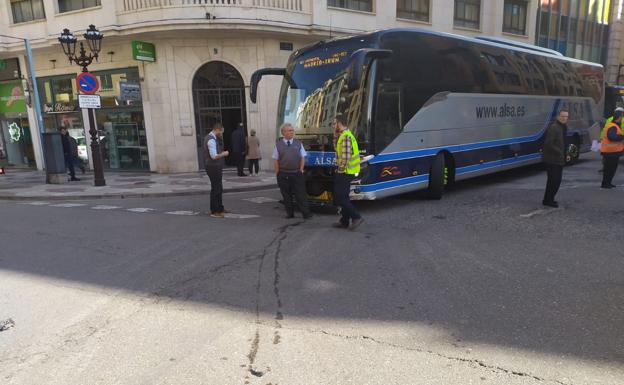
[503,0,528,35]
[397,0,430,21]
[57,0,100,13]
[10,0,46,24]
[454,0,480,29]
[327,0,372,12]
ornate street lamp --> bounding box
[58,25,106,186]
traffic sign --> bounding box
[78,94,101,109]
[76,72,99,95]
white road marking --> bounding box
[223,213,260,219]
[165,210,199,216]
[520,208,561,218]
[243,196,279,204]
[22,201,50,206]
[126,208,155,213]
[50,203,87,208]
[91,205,121,210]
[520,209,546,218]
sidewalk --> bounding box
[0,168,276,201]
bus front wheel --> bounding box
[428,154,446,200]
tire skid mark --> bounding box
[247,222,301,379]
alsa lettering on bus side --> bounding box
[306,152,336,167]
[475,103,526,119]
[301,51,347,69]
[561,101,585,120]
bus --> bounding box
[250,28,604,202]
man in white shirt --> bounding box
[204,123,230,218]
[272,123,312,219]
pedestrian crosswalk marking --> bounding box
[127,208,155,213]
[243,197,279,204]
[51,203,87,208]
[223,213,260,219]
[91,205,121,210]
[21,202,260,219]
[165,210,199,216]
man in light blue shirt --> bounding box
[204,123,230,217]
[272,123,312,219]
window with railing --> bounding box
[454,0,480,29]
[10,0,45,23]
[327,0,373,12]
[58,0,101,13]
[397,0,430,22]
[503,0,528,35]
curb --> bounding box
[0,184,277,202]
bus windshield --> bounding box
[277,40,371,140]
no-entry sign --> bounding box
[76,72,99,95]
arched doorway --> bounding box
[193,61,246,167]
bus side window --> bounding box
[374,83,402,153]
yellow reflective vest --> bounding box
[336,129,360,175]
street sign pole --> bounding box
[77,72,105,186]
[87,106,105,186]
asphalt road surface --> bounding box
[1,154,623,385]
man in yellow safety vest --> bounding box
[331,114,363,230]
[600,112,624,188]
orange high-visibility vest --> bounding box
[601,123,624,153]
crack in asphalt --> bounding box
[278,326,573,385]
[247,221,301,379]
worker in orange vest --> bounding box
[600,111,624,189]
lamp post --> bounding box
[58,25,106,186]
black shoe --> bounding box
[70,177,80,181]
[609,184,617,188]
[542,201,558,208]
[332,221,348,229]
[349,218,364,230]
[601,184,614,189]
[303,214,313,220]
[238,173,248,177]
[285,213,294,219]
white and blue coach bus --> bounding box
[250,28,604,201]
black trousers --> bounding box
[543,163,563,203]
[333,173,361,225]
[277,171,310,216]
[233,152,246,175]
[205,165,224,213]
[602,153,621,186]
[64,154,76,178]
[248,159,259,174]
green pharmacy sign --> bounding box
[8,122,21,142]
[0,81,26,113]
[132,41,156,62]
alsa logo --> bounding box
[380,166,401,177]
[314,156,336,166]
[561,101,585,120]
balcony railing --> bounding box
[120,0,306,12]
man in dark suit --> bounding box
[542,108,569,208]
[231,123,247,176]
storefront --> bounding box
[37,67,149,170]
[0,58,35,168]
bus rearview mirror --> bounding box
[346,49,392,91]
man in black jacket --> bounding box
[542,109,569,208]
[231,123,247,176]
[60,127,80,182]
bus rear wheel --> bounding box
[428,154,446,200]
